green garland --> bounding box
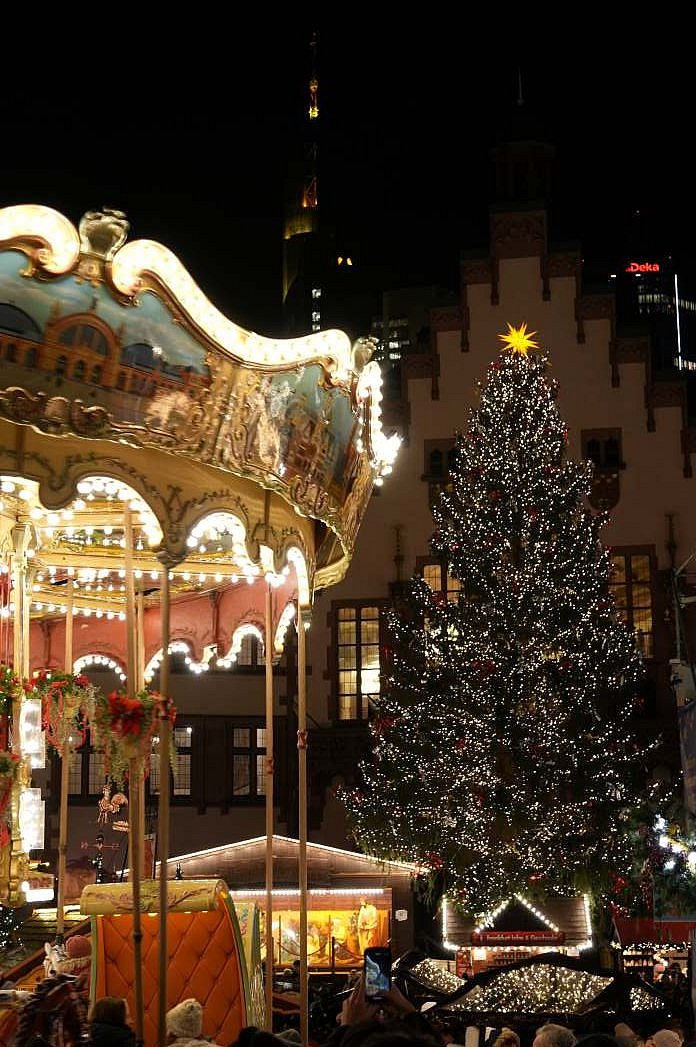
[0,663,21,716]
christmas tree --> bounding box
[340,324,660,919]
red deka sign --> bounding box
[625,262,660,273]
[471,930,566,945]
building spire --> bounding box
[282,32,322,331]
[303,32,319,211]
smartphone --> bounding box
[364,946,392,1001]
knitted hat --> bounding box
[166,999,203,1039]
[66,935,91,959]
[652,1032,682,1047]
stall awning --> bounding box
[613,915,696,946]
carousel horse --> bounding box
[2,972,88,1047]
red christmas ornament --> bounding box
[372,715,397,737]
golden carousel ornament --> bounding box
[0,204,399,1046]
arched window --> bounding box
[58,323,109,356]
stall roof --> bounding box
[443,894,593,950]
[436,953,668,1029]
[612,915,696,946]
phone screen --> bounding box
[364,946,392,1000]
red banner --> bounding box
[471,929,565,945]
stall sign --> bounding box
[471,929,565,945]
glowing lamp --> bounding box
[20,698,45,769]
[19,787,45,851]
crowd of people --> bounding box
[41,967,692,1047]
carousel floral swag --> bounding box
[0,749,20,847]
[25,670,99,756]
[91,688,177,787]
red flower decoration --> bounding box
[108,690,146,738]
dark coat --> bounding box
[88,1020,137,1047]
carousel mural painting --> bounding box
[0,204,399,1047]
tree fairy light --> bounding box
[339,326,662,921]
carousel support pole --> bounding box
[9,522,33,904]
[55,578,74,942]
[264,579,275,1031]
[157,563,172,1047]
[296,604,310,1047]
[128,757,144,1045]
[136,588,146,879]
[124,507,145,1047]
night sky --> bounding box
[1,21,689,338]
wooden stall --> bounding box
[441,894,594,976]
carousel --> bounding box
[0,204,398,1046]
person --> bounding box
[533,1025,577,1047]
[87,996,135,1047]
[357,898,379,954]
[166,998,216,1047]
[658,967,691,1026]
[491,1030,521,1047]
[325,972,443,1047]
[614,1024,643,1047]
[651,1031,684,1047]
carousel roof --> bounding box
[0,205,399,672]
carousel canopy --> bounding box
[0,205,399,671]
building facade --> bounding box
[303,192,696,850]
